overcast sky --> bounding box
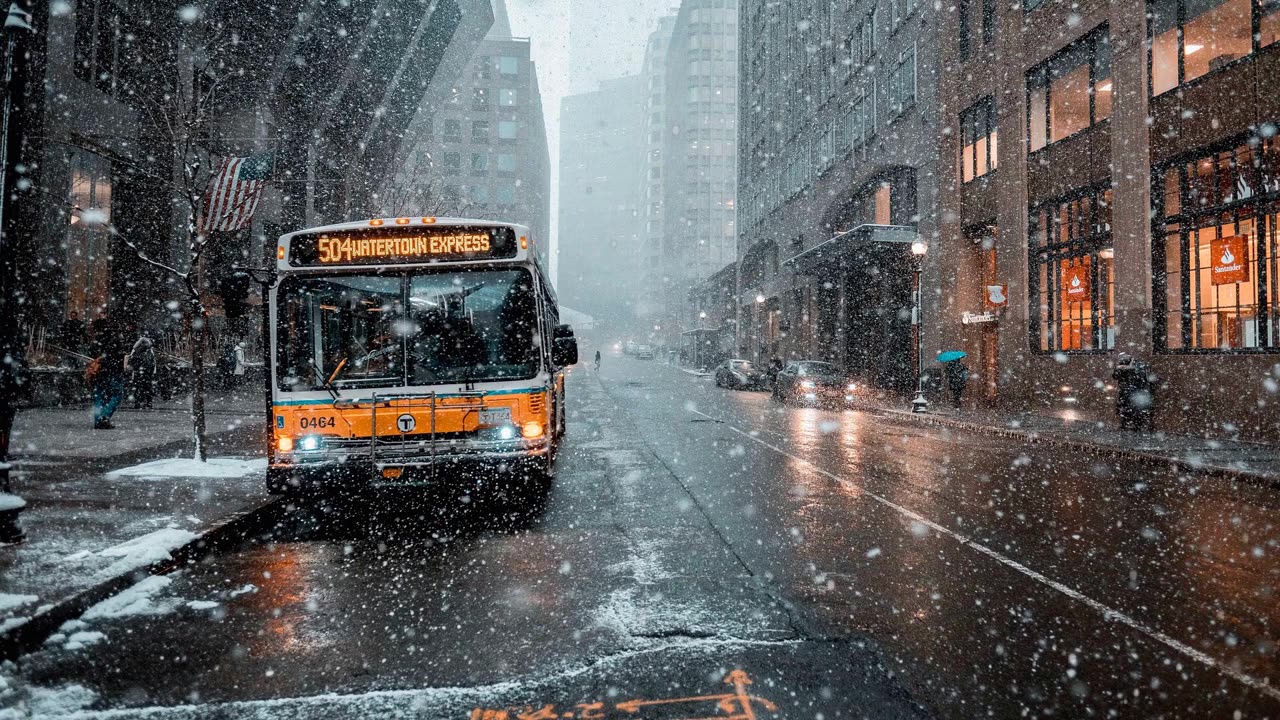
[505,0,680,281]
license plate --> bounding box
[480,408,512,426]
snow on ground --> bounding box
[89,527,198,578]
[62,631,106,651]
[0,594,38,615]
[0,495,25,512]
[82,576,179,620]
[186,600,219,610]
[105,457,266,479]
[26,683,98,718]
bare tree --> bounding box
[77,12,266,461]
[378,151,458,218]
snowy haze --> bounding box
[505,0,679,287]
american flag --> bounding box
[200,152,272,233]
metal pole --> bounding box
[911,258,929,413]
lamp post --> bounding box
[0,2,33,544]
[910,240,928,413]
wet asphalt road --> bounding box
[12,355,1280,719]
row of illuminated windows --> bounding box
[462,88,519,111]
[470,55,522,81]
[1029,185,1117,353]
[959,97,998,182]
[1150,0,1280,95]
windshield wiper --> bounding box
[314,358,346,402]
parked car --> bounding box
[635,344,655,359]
[624,341,638,356]
[714,359,767,390]
[772,360,856,405]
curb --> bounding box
[0,495,285,662]
[12,421,263,475]
[865,405,1280,487]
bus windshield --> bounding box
[277,268,539,391]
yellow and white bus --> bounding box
[265,217,576,493]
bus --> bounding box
[264,217,577,493]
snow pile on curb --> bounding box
[0,494,24,512]
[105,457,266,479]
[83,576,178,619]
[90,527,198,578]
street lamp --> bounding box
[910,241,928,413]
[0,2,32,544]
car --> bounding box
[635,344,655,359]
[624,340,638,356]
[714,359,767,390]
[772,360,857,405]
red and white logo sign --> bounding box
[984,284,1008,308]
[1062,264,1090,301]
[1211,236,1248,286]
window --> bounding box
[442,119,462,143]
[470,153,488,173]
[857,11,877,64]
[959,0,971,59]
[888,45,916,115]
[982,0,996,43]
[472,88,489,111]
[499,89,517,106]
[472,120,490,143]
[1029,184,1116,352]
[1027,27,1111,152]
[471,185,489,205]
[496,153,517,172]
[498,120,518,140]
[960,97,998,182]
[495,184,517,205]
[442,152,461,174]
[1155,134,1280,351]
[1149,0,1258,95]
[498,56,519,75]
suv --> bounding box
[635,344,655,359]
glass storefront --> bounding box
[65,151,113,320]
[1154,134,1280,351]
[1029,184,1116,352]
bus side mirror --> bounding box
[552,324,578,367]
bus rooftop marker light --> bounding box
[277,245,285,260]
[520,235,529,249]
[422,217,436,224]
[369,219,384,227]
[395,217,410,225]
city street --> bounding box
[6,355,1279,718]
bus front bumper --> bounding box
[270,436,551,491]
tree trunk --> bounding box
[191,311,209,461]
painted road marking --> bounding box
[693,408,1280,704]
[469,670,776,720]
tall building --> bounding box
[736,0,938,394]
[662,0,738,331]
[636,16,678,326]
[15,0,494,341]
[566,0,678,95]
[932,0,1280,441]
[396,26,551,262]
[556,76,646,329]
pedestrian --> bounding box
[233,342,247,387]
[1113,353,1156,431]
[594,349,601,371]
[217,344,238,391]
[943,358,969,409]
[86,326,126,430]
[127,334,157,409]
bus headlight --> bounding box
[497,425,517,441]
[800,380,816,389]
[299,435,322,452]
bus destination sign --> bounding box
[289,226,518,266]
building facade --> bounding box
[661,0,739,335]
[556,76,646,329]
[637,16,678,327]
[15,0,493,355]
[933,0,1280,441]
[736,0,939,396]
[397,32,551,255]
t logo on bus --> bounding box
[396,414,416,433]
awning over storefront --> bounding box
[783,224,919,275]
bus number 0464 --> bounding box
[299,416,336,430]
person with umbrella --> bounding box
[937,350,969,409]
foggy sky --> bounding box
[505,0,679,289]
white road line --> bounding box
[693,408,1280,703]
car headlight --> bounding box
[800,380,816,389]
[847,382,857,391]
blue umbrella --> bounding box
[936,350,967,363]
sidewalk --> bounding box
[0,394,270,653]
[868,401,1280,485]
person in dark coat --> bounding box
[88,325,127,429]
[1113,353,1155,431]
[943,358,969,409]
